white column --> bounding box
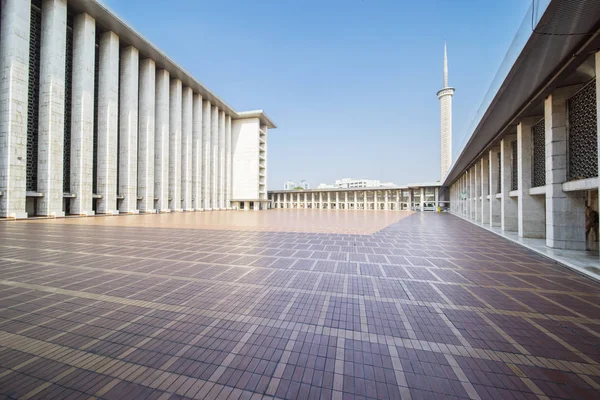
[489,148,501,226]
[181,86,193,211]
[192,93,203,210]
[500,136,517,231]
[373,191,378,210]
[327,192,331,209]
[37,0,67,217]
[154,69,170,212]
[137,58,155,213]
[420,188,425,212]
[169,78,182,211]
[211,105,218,210]
[218,110,225,209]
[96,31,119,215]
[545,87,586,249]
[354,192,358,210]
[202,99,211,210]
[319,192,323,209]
[304,193,308,208]
[118,46,139,214]
[335,192,339,209]
[474,163,481,222]
[518,119,545,238]
[225,115,232,209]
[384,191,389,210]
[68,13,95,216]
[311,192,315,208]
[0,0,31,218]
[481,154,490,225]
[345,191,349,210]
[435,188,439,210]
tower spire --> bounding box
[443,41,448,88]
[437,42,455,180]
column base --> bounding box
[171,208,183,212]
[97,210,119,216]
[3,212,28,220]
[140,209,157,214]
[205,208,212,211]
[120,210,140,215]
[157,209,171,213]
[75,211,95,217]
[183,208,194,212]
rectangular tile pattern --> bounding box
[1,212,600,399]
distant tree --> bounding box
[293,186,304,190]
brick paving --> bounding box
[0,212,599,399]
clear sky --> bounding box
[104,0,531,189]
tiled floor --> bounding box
[0,211,599,399]
[24,209,413,235]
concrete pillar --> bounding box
[181,86,193,211]
[518,118,545,238]
[327,192,331,209]
[545,87,586,249]
[211,105,218,210]
[354,192,358,209]
[154,69,170,212]
[168,79,182,212]
[435,188,439,211]
[475,164,482,222]
[319,192,323,209]
[335,192,339,209]
[407,190,412,211]
[304,193,308,208]
[68,13,95,216]
[192,93,203,210]
[225,115,232,209]
[0,0,31,218]
[489,148,501,226]
[501,135,517,231]
[96,31,119,215]
[345,191,349,210]
[480,154,490,224]
[137,58,155,213]
[37,0,67,217]
[218,110,225,209]
[384,191,389,210]
[117,46,139,214]
[202,100,211,210]
[420,188,425,212]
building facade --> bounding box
[0,0,275,219]
[269,184,445,211]
[445,0,600,252]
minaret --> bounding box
[437,42,455,180]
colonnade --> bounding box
[0,0,244,218]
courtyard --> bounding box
[0,211,599,399]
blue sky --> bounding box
[104,0,531,189]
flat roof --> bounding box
[71,0,276,129]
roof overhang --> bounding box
[443,0,600,187]
[235,110,277,129]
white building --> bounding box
[333,178,397,189]
[0,0,275,219]
[299,180,309,190]
[283,181,295,190]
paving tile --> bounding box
[1,212,600,400]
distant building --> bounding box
[333,178,397,189]
[299,180,310,190]
[317,183,335,189]
[284,181,296,190]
